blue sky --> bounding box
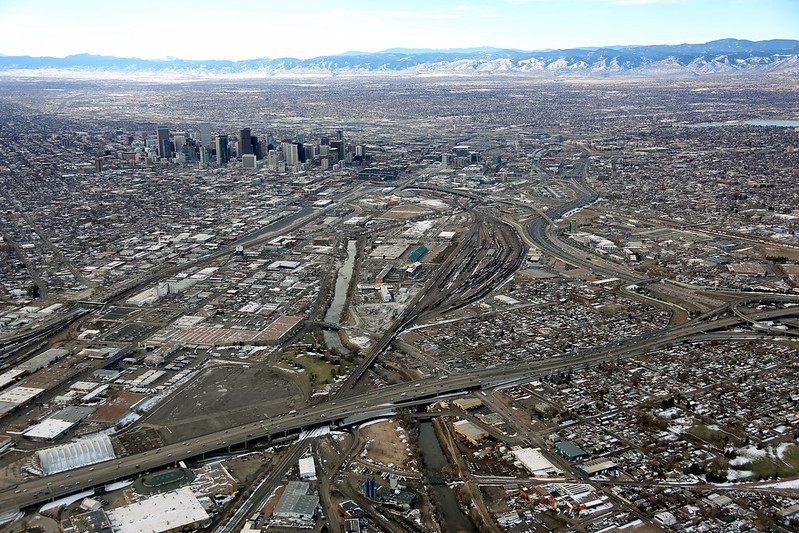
[1,0,797,60]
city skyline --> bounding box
[0,0,797,61]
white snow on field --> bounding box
[330,431,348,442]
[348,336,372,349]
[667,421,692,435]
[734,445,768,458]
[777,442,796,459]
[762,478,799,489]
[358,418,391,429]
[726,469,755,481]
[420,199,448,210]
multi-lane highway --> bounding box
[2,168,797,519]
[3,300,798,512]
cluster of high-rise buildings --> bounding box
[152,124,363,171]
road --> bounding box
[336,209,526,396]
[4,301,798,511]
[0,204,325,364]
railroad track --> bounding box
[336,210,527,397]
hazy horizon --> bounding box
[0,0,797,61]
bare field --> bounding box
[144,363,304,443]
[360,420,412,469]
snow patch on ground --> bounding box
[347,335,372,349]
[419,199,448,210]
[330,431,348,441]
[735,445,768,459]
[777,442,795,459]
[667,421,692,435]
[762,478,799,489]
[725,469,755,481]
[358,418,391,429]
[311,384,333,397]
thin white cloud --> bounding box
[503,0,679,3]
[307,9,375,19]
[384,10,459,20]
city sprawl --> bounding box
[0,74,798,533]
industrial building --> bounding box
[452,397,482,410]
[273,481,319,520]
[375,265,392,283]
[299,456,317,480]
[18,348,69,372]
[452,420,489,445]
[576,459,618,477]
[338,500,365,518]
[0,385,45,418]
[475,412,504,426]
[511,447,562,478]
[106,487,210,533]
[408,245,428,262]
[37,434,116,475]
[23,418,76,441]
[555,440,589,461]
[88,392,147,425]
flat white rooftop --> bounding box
[512,447,561,476]
[107,487,209,533]
[23,418,75,440]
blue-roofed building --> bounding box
[555,440,588,461]
[409,245,427,262]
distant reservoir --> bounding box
[676,120,799,128]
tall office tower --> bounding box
[173,134,186,152]
[304,144,315,162]
[336,130,343,141]
[156,125,171,159]
[297,142,305,163]
[216,135,229,165]
[282,142,299,166]
[267,150,279,170]
[296,132,305,144]
[199,147,210,165]
[199,122,212,148]
[250,136,260,158]
[239,127,253,156]
[330,140,344,158]
[320,136,330,146]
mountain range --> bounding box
[1,39,797,78]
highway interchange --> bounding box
[3,290,798,512]
[2,169,799,529]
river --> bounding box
[418,421,477,533]
[322,240,357,354]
